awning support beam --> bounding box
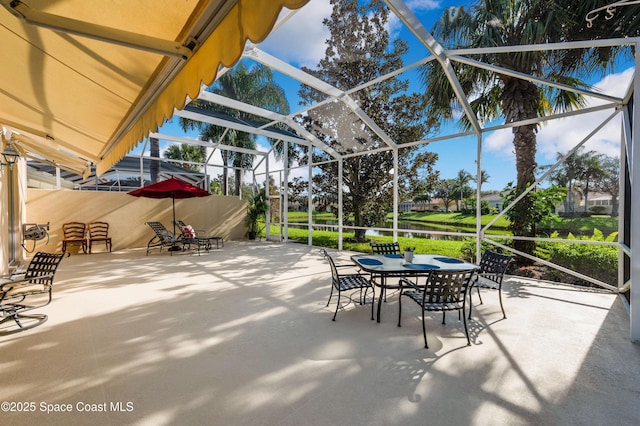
[3,0,194,59]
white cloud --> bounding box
[484,67,634,163]
[258,0,332,68]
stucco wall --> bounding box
[24,189,247,256]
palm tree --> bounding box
[453,169,473,212]
[577,150,606,213]
[163,144,206,172]
[420,0,637,256]
[180,62,290,196]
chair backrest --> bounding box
[23,252,67,286]
[422,269,475,305]
[478,250,513,284]
[145,221,173,242]
[88,221,109,239]
[325,253,341,285]
[370,241,401,255]
[175,219,187,230]
[63,222,85,239]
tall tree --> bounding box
[452,169,473,212]
[577,150,606,212]
[164,143,206,171]
[180,62,290,196]
[420,0,639,257]
[300,0,437,241]
[149,137,160,183]
[593,155,620,217]
[434,179,456,213]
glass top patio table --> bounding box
[351,254,478,322]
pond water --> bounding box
[289,219,476,240]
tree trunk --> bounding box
[502,77,540,261]
[234,168,242,196]
[222,151,229,196]
[150,137,159,184]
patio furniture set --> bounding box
[145,221,223,256]
[325,244,513,349]
[62,221,112,254]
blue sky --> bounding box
[157,0,633,192]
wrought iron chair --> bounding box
[172,220,210,255]
[370,241,401,255]
[398,269,475,348]
[88,221,112,253]
[175,219,223,250]
[468,250,513,319]
[144,221,180,255]
[370,241,403,301]
[62,221,87,253]
[0,251,68,335]
[324,251,375,321]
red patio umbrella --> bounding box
[128,177,210,237]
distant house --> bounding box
[399,200,413,212]
[552,191,616,215]
[586,192,615,214]
[412,198,448,212]
[481,193,503,212]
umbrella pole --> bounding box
[172,196,176,235]
[169,195,181,252]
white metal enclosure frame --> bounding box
[149,2,639,342]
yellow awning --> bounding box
[0,0,309,176]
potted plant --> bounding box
[246,190,269,240]
[404,246,415,263]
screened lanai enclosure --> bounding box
[1,0,639,342]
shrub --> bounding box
[589,205,607,215]
[536,229,618,286]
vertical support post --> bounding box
[7,162,16,264]
[283,142,289,243]
[619,117,628,290]
[338,159,343,251]
[55,166,61,189]
[476,133,483,263]
[393,148,399,242]
[265,153,270,241]
[308,145,313,247]
[630,44,640,342]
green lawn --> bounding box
[286,211,618,235]
[268,225,467,258]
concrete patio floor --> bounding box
[1,241,639,425]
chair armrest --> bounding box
[1,273,54,291]
[399,277,420,291]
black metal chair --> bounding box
[324,252,375,321]
[370,241,403,302]
[469,250,513,319]
[144,221,180,255]
[398,269,475,349]
[175,219,223,250]
[0,251,68,335]
[370,241,401,255]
